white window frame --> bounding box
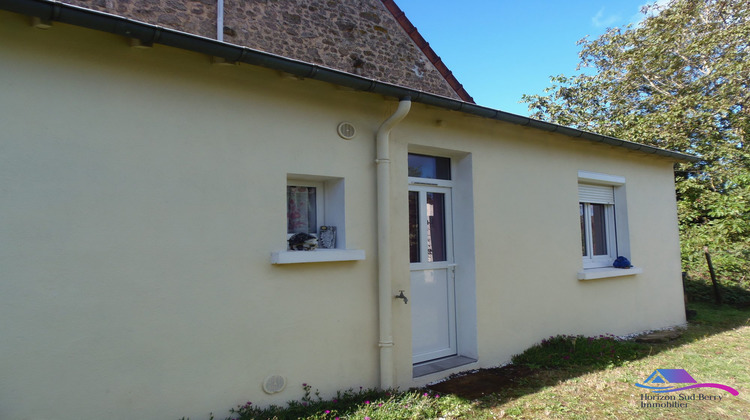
[286,180,325,238]
[578,171,630,271]
[408,153,456,267]
[580,200,617,269]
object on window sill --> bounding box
[288,232,318,251]
[613,256,632,268]
[318,226,336,249]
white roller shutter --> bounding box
[578,183,615,204]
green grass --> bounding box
[185,303,750,420]
[510,333,644,370]
[484,302,750,419]
[213,387,488,420]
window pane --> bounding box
[408,153,451,180]
[287,186,317,234]
[426,192,447,262]
[591,204,608,255]
[409,191,420,263]
[580,203,587,256]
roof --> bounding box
[0,0,697,162]
[55,0,470,101]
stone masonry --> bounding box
[62,0,218,38]
[59,0,463,100]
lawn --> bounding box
[471,302,750,419]
[185,302,750,419]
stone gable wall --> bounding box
[222,0,460,99]
[59,0,461,99]
[63,0,217,38]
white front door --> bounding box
[409,186,456,364]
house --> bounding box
[0,1,695,419]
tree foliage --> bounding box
[523,0,750,285]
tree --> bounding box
[523,0,750,286]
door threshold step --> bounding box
[413,356,477,378]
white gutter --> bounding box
[376,98,411,389]
[216,0,223,42]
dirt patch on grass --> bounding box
[427,365,536,400]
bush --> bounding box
[683,277,750,305]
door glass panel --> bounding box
[408,153,451,180]
[591,204,608,255]
[409,191,420,263]
[426,192,447,262]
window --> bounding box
[409,189,450,263]
[272,175,365,264]
[408,153,453,265]
[579,184,616,268]
[578,171,629,270]
[408,153,451,180]
[287,182,324,236]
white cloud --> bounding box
[592,7,621,28]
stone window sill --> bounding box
[578,267,643,280]
[271,249,365,264]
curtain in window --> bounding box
[409,191,420,263]
[591,204,608,255]
[287,186,317,234]
[426,192,447,262]
[580,204,587,256]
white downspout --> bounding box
[216,0,224,42]
[376,98,411,389]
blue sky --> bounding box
[395,0,656,116]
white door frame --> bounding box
[409,183,457,364]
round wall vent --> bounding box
[337,122,356,140]
[262,375,287,394]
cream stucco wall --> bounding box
[0,12,388,420]
[390,108,686,388]
[1,10,685,420]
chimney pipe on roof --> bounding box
[216,0,224,42]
